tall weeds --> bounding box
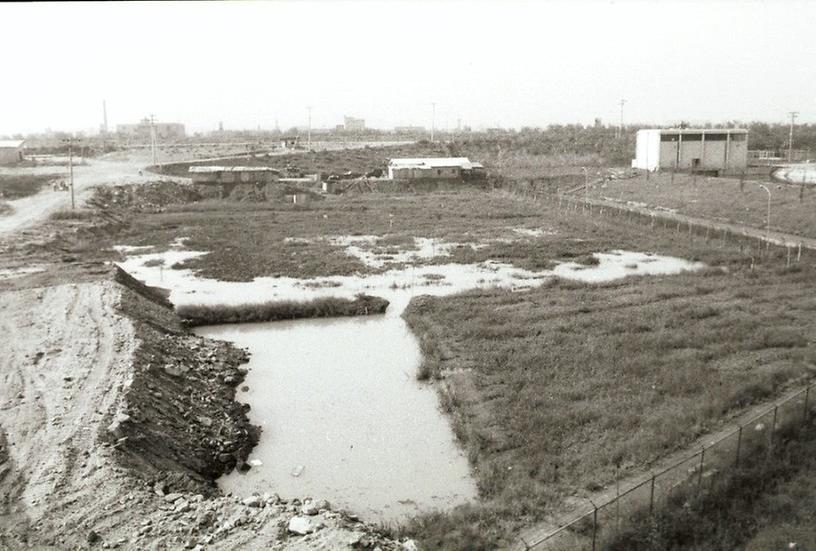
[177,294,388,326]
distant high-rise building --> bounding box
[343,116,365,131]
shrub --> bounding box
[49,208,95,220]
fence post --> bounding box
[769,405,778,453]
[805,386,811,423]
[735,426,742,467]
[592,503,598,551]
[649,474,656,513]
[697,447,705,490]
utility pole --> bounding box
[430,102,436,143]
[618,99,627,139]
[62,137,80,210]
[307,106,312,148]
[787,111,799,162]
[148,114,158,166]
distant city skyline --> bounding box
[2,1,815,136]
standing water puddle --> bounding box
[116,244,705,522]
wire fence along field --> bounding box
[505,181,816,264]
[516,382,816,550]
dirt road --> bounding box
[0,158,179,236]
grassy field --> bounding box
[0,173,59,200]
[402,262,816,548]
[156,139,604,184]
[105,182,777,283]
[598,171,816,240]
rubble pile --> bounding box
[92,182,203,213]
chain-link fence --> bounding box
[518,383,815,550]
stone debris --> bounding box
[287,515,319,535]
[241,495,263,508]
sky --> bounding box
[1,0,815,135]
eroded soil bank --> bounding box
[0,267,408,550]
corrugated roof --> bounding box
[388,157,480,169]
[0,140,25,149]
[189,166,280,173]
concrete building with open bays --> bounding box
[632,128,748,174]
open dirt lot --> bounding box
[0,158,181,236]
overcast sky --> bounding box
[2,0,814,135]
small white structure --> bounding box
[0,140,25,164]
[632,128,748,174]
[387,157,484,180]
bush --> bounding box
[49,208,95,220]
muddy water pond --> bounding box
[117,240,706,522]
[196,294,477,522]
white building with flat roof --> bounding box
[387,157,484,180]
[632,128,748,174]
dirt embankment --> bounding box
[0,267,407,550]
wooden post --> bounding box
[649,474,656,513]
[735,426,742,467]
[592,504,598,551]
[805,386,810,423]
[698,447,705,490]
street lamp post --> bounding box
[759,184,771,241]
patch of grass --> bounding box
[141,258,165,268]
[176,294,389,326]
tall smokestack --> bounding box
[102,100,108,135]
